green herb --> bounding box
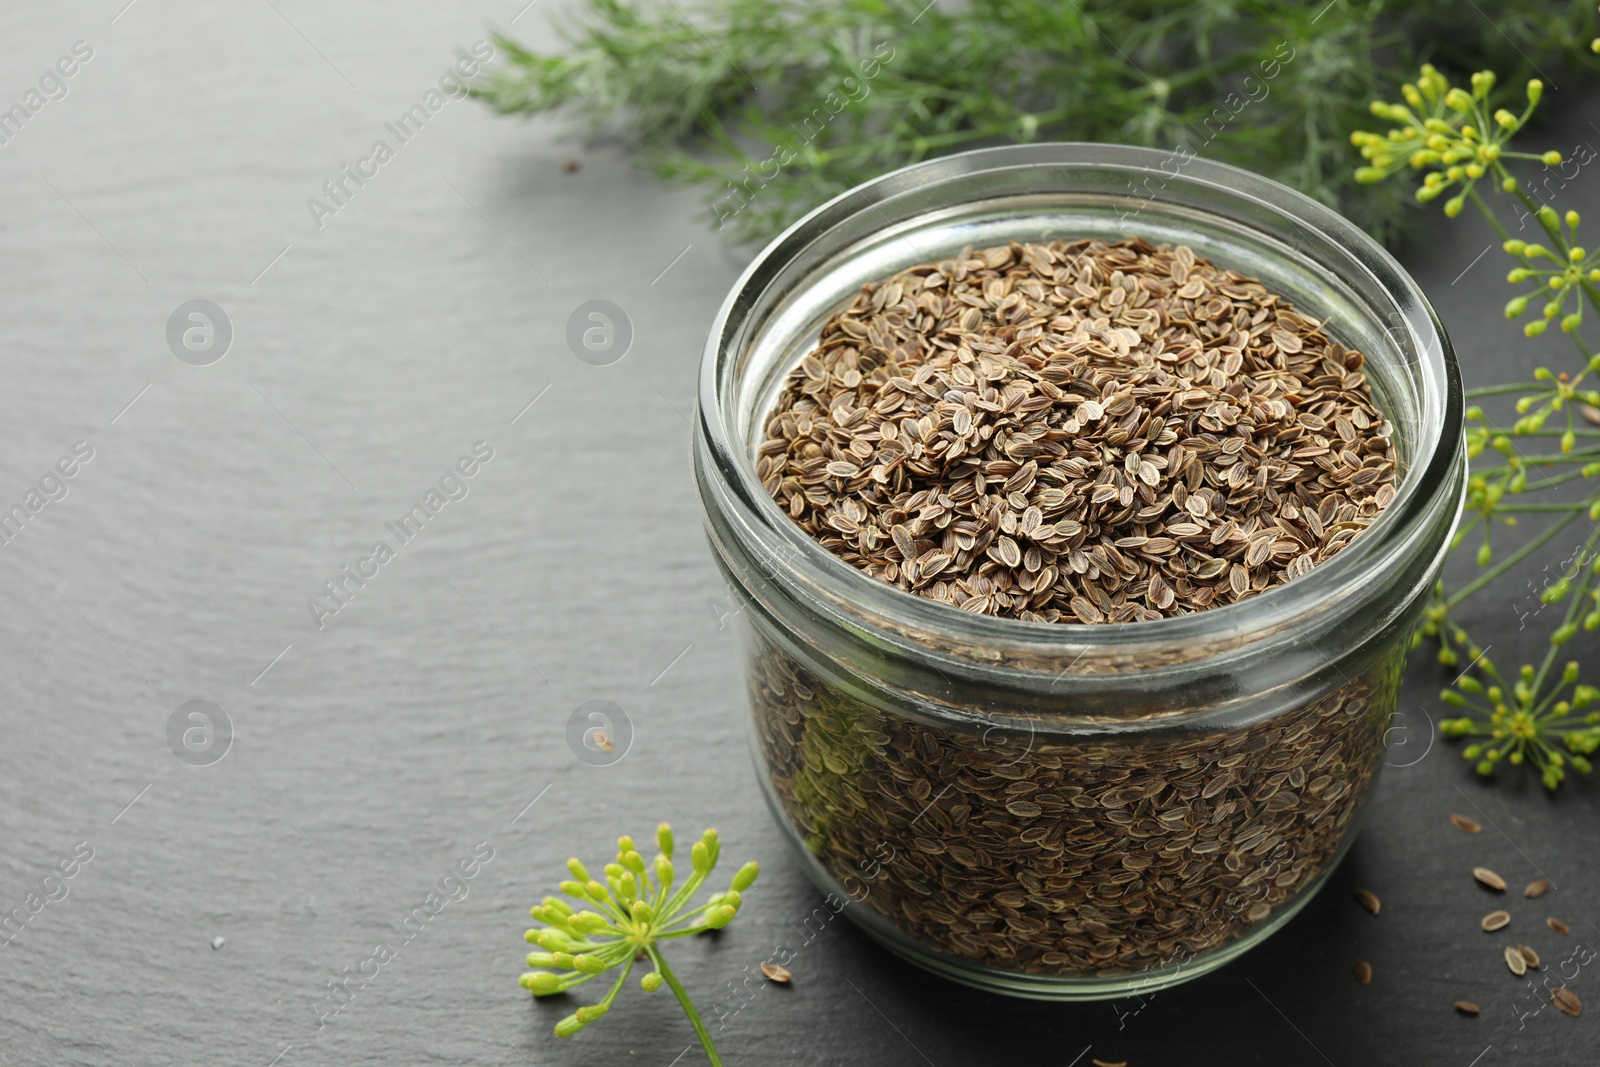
[520,823,758,1064]
[1352,56,1600,788]
[472,0,1597,244]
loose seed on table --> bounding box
[1454,1000,1480,1015]
[1352,959,1372,984]
[1505,945,1528,976]
[1480,910,1511,932]
[1450,813,1482,833]
[1524,878,1551,898]
[1549,916,1571,935]
[1092,1059,1128,1067]
[1473,867,1507,892]
[760,962,792,983]
[1552,986,1583,1017]
[1355,889,1381,916]
[1518,945,1541,969]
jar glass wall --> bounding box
[694,144,1464,999]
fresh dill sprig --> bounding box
[1355,54,1600,788]
[472,0,1597,244]
[520,823,757,1065]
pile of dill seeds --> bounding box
[746,238,1406,980]
[750,630,1393,976]
[756,237,1397,623]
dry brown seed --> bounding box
[1548,916,1571,935]
[1552,986,1583,1017]
[752,629,1386,979]
[1352,959,1372,984]
[1518,945,1540,968]
[1505,945,1528,976]
[1524,878,1551,898]
[749,239,1399,980]
[1480,910,1511,932]
[1449,813,1482,833]
[760,962,792,983]
[561,159,581,173]
[1092,1059,1127,1067]
[1454,1000,1480,1015]
[1473,867,1507,891]
[1354,889,1381,916]
[760,238,1396,625]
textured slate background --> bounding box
[0,3,1595,1065]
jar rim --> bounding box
[696,143,1463,674]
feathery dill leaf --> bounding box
[472,0,1597,243]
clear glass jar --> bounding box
[693,144,1464,999]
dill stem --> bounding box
[648,945,722,1067]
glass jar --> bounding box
[693,144,1464,999]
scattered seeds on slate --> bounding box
[1352,959,1373,984]
[1552,986,1583,1017]
[1524,879,1551,898]
[1355,889,1381,916]
[760,962,792,984]
[1093,1059,1128,1067]
[1454,1000,1480,1015]
[1450,813,1482,833]
[1549,917,1571,935]
[1481,910,1511,932]
[1473,867,1507,892]
[1505,945,1528,976]
[1518,945,1541,969]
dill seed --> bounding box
[750,239,1399,979]
[1518,945,1541,969]
[1449,813,1481,833]
[1552,986,1583,1017]
[1092,1059,1128,1067]
[752,629,1388,977]
[1473,867,1507,892]
[760,962,792,983]
[1480,910,1511,932]
[1354,889,1381,916]
[1523,878,1551,898]
[1454,1000,1480,1015]
[758,238,1397,623]
[1548,916,1570,935]
[1352,959,1372,984]
[1505,945,1528,976]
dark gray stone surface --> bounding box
[0,3,1595,1064]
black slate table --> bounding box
[1,3,1596,1065]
